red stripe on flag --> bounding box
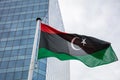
[41,23,66,34]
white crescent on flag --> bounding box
[71,37,81,50]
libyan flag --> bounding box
[38,23,118,67]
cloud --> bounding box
[59,0,120,80]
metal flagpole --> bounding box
[35,18,42,69]
[28,18,42,80]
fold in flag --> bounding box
[38,23,118,67]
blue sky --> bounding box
[58,0,120,80]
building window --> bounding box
[0,61,8,69]
[8,60,16,68]
[22,70,28,79]
[14,71,22,80]
[0,73,6,80]
[16,59,24,67]
[6,72,14,80]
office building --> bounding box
[0,0,69,80]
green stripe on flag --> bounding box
[38,46,118,67]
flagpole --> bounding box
[28,18,42,80]
[36,18,42,27]
[35,18,42,68]
[35,17,42,67]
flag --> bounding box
[38,23,118,67]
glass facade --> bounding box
[0,0,48,80]
[46,0,70,80]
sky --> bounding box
[58,0,120,80]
